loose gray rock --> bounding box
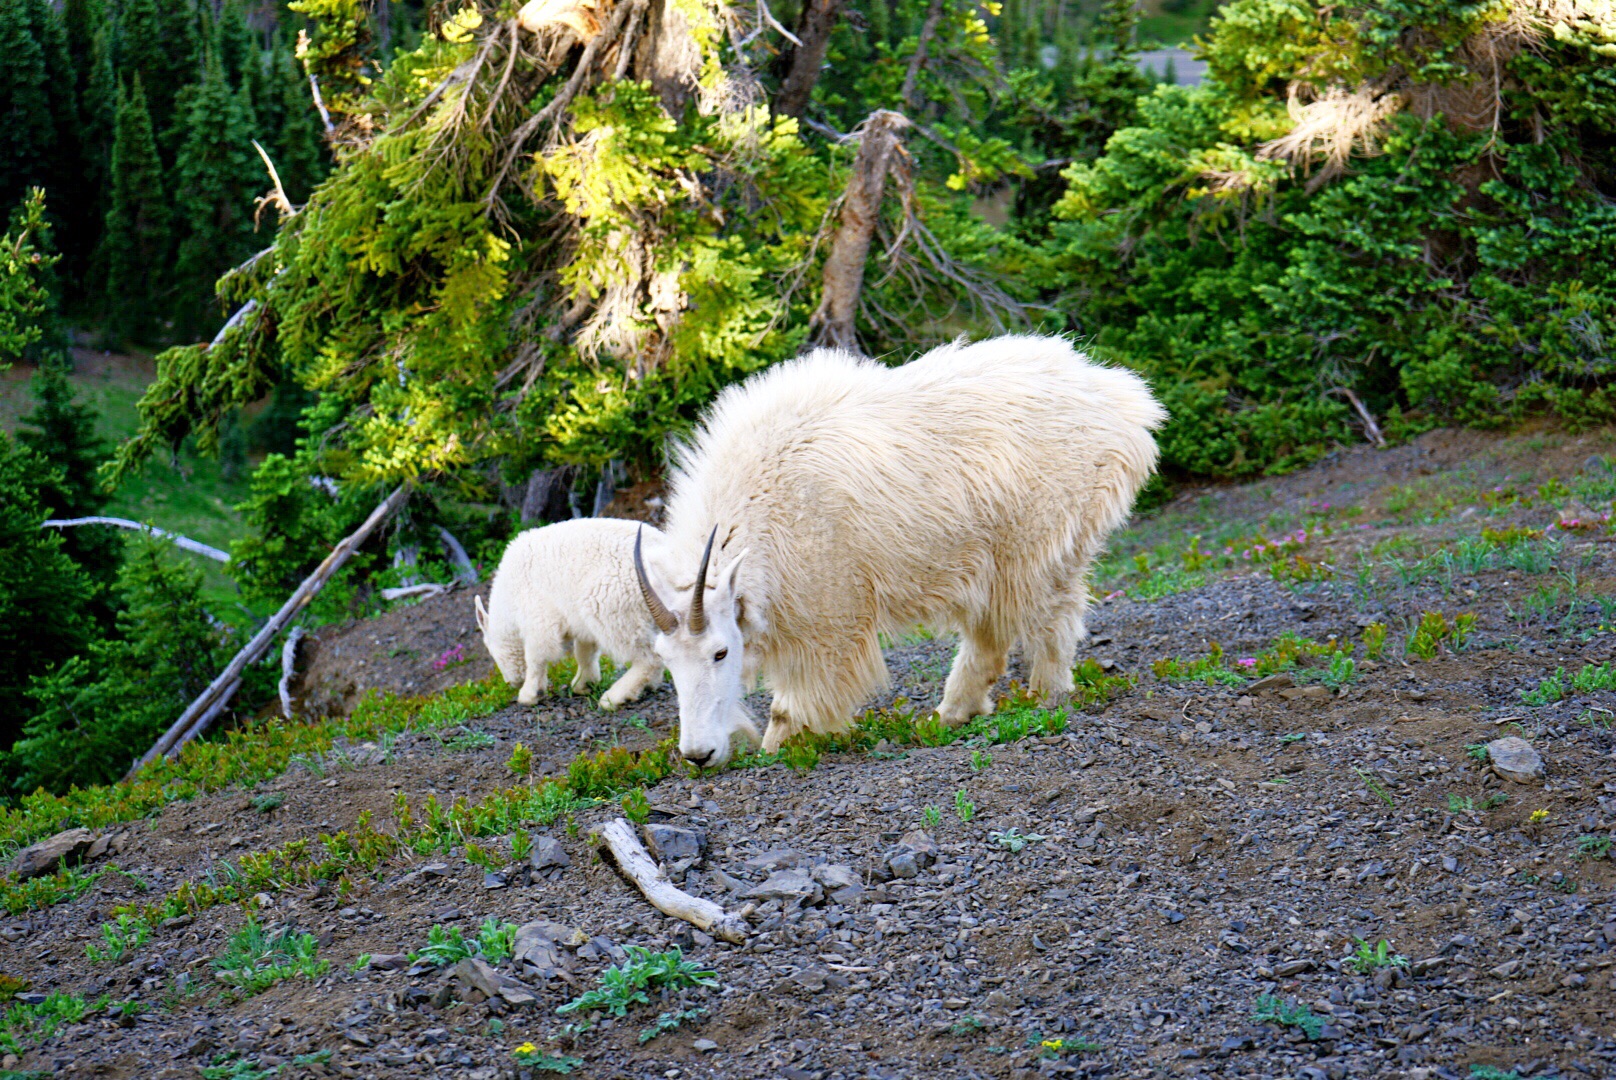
[1249,673,1295,692]
[11,828,95,880]
[812,864,859,890]
[528,836,570,870]
[452,957,536,1005]
[513,920,584,980]
[367,953,409,971]
[1487,736,1544,783]
[748,868,824,905]
[744,848,807,872]
[887,852,921,879]
[642,823,704,863]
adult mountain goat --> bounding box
[634,334,1165,768]
[476,519,664,711]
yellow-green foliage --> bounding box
[1406,611,1477,660]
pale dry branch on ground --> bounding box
[41,518,231,562]
[593,818,749,943]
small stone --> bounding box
[420,863,450,878]
[830,883,865,905]
[483,871,507,889]
[1486,737,1544,783]
[529,837,570,870]
[14,993,46,1006]
[1489,959,1524,979]
[1274,958,1315,977]
[790,967,828,993]
[643,823,704,863]
[1561,973,1586,989]
[812,864,859,890]
[1249,673,1295,692]
[1279,685,1331,702]
[692,1038,718,1053]
[748,868,824,905]
[887,852,921,879]
[161,915,195,931]
[744,849,806,872]
[1442,856,1458,873]
[367,953,408,971]
[252,892,274,909]
[10,828,95,880]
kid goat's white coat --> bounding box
[633,334,1165,767]
[476,519,663,710]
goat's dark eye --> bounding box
[713,648,728,663]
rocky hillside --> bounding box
[2,426,1614,1080]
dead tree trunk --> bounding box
[125,485,411,780]
[520,465,578,524]
[774,0,847,119]
[808,110,912,351]
[899,0,945,111]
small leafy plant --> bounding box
[507,742,533,777]
[1348,937,1408,974]
[922,805,942,827]
[954,789,975,823]
[1575,834,1613,861]
[408,924,476,967]
[249,793,284,814]
[1251,994,1323,1040]
[211,919,328,997]
[1354,768,1395,809]
[621,786,652,824]
[638,1006,707,1043]
[990,827,1046,853]
[1521,669,1566,706]
[1320,651,1356,690]
[1446,794,1474,813]
[1466,743,1491,763]
[86,912,151,963]
[1361,622,1388,660]
[511,1042,583,1074]
[971,749,992,770]
[558,946,717,1017]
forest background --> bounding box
[0,0,1612,795]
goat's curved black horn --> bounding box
[634,526,678,634]
[688,525,718,634]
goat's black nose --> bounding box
[685,749,714,768]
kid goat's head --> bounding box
[635,525,755,768]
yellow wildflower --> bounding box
[514,1042,537,1055]
[1529,809,1550,823]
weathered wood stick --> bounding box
[593,818,748,944]
[40,517,231,563]
[278,627,306,720]
[126,484,410,779]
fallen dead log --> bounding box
[126,484,411,779]
[593,818,748,944]
[380,582,450,602]
[40,517,231,563]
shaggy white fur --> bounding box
[476,519,665,711]
[640,333,1165,767]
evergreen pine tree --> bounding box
[215,0,265,115]
[271,42,329,204]
[0,433,94,760]
[14,534,225,792]
[0,0,57,217]
[100,77,170,345]
[117,0,199,157]
[80,25,119,262]
[171,51,262,341]
[18,356,123,607]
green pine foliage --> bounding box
[1047,0,1616,477]
[0,0,61,218]
[170,51,265,342]
[0,434,95,758]
[13,535,231,794]
[99,77,170,346]
[116,0,200,157]
[17,356,123,601]
[0,191,58,367]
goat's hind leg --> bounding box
[570,639,601,693]
[599,655,661,711]
[1027,605,1083,709]
[938,620,1009,727]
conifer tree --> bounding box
[0,0,58,216]
[171,51,262,341]
[81,26,119,238]
[14,534,225,793]
[0,433,94,759]
[18,356,122,606]
[101,77,170,345]
[270,42,329,203]
[117,0,199,157]
[216,0,265,115]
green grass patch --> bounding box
[1251,994,1324,1040]
[0,990,107,1054]
[211,918,328,997]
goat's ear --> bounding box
[715,548,748,598]
[474,594,487,632]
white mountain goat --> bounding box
[632,334,1165,768]
[476,519,665,710]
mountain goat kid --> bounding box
[634,333,1166,768]
[476,519,664,711]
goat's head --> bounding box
[635,525,756,768]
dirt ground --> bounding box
[7,425,1616,1080]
